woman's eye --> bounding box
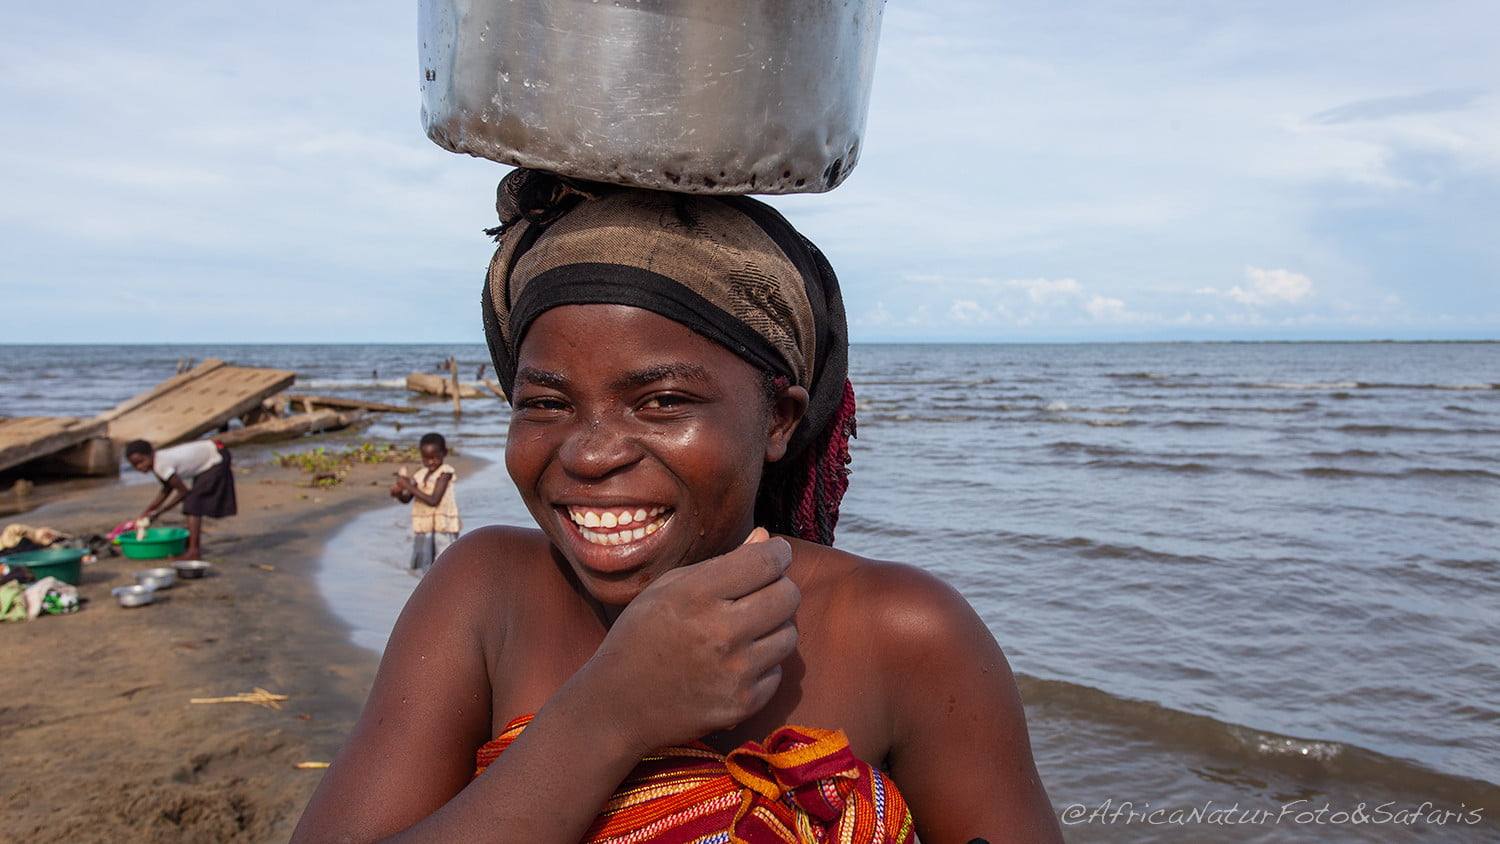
[515,396,567,414]
[640,394,690,411]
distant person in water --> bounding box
[123,439,237,560]
[390,432,462,572]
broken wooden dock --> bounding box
[100,359,295,447]
[285,394,419,414]
[215,408,367,447]
[0,417,113,475]
[5,358,451,479]
[405,372,487,399]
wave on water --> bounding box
[1250,380,1498,392]
[872,412,980,424]
[1161,419,1229,428]
[1336,423,1499,436]
[1049,441,1130,457]
[1204,405,1312,414]
[1300,466,1500,481]
[1365,381,1498,391]
[992,531,1224,567]
[1039,401,1135,415]
[1308,449,1395,459]
[1251,381,1363,391]
[1016,674,1500,810]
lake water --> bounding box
[5,341,1497,841]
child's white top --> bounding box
[153,440,223,484]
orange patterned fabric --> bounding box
[474,715,915,843]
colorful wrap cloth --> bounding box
[474,715,914,844]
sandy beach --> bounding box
[3,458,427,842]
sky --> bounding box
[3,0,1498,344]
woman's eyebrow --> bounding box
[514,363,713,392]
[612,363,711,391]
[514,366,567,388]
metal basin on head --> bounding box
[419,0,886,194]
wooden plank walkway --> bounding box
[0,417,108,474]
[285,394,419,414]
[103,359,295,447]
[215,409,367,447]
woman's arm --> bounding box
[143,476,190,520]
[871,565,1063,844]
[291,526,801,843]
[290,527,637,843]
[139,487,170,521]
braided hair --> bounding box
[757,376,857,545]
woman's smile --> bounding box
[550,503,676,577]
[565,505,671,546]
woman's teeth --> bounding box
[568,506,669,545]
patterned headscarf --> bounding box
[482,169,856,543]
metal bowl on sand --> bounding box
[134,567,176,590]
[112,584,157,608]
[171,560,213,579]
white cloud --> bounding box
[1086,296,1129,320]
[949,300,987,322]
[1005,277,1084,306]
[1230,267,1314,305]
[1200,267,1315,307]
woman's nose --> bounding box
[557,415,640,479]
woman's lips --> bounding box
[565,505,670,547]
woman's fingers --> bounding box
[747,620,800,673]
[684,534,793,603]
[727,570,800,639]
[588,530,803,746]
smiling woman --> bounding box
[291,170,1062,844]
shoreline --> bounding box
[3,457,413,841]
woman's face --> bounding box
[506,304,804,608]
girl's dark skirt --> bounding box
[181,445,238,518]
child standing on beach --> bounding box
[390,433,461,572]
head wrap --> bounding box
[482,169,856,543]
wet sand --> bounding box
[3,459,411,842]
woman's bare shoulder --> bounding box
[430,524,553,575]
[794,544,1060,840]
[793,541,981,646]
[407,525,560,619]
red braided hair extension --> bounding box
[758,378,858,545]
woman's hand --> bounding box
[573,528,800,755]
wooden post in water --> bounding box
[448,356,462,415]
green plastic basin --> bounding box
[4,547,87,585]
[116,528,190,560]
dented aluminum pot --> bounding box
[419,0,885,194]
